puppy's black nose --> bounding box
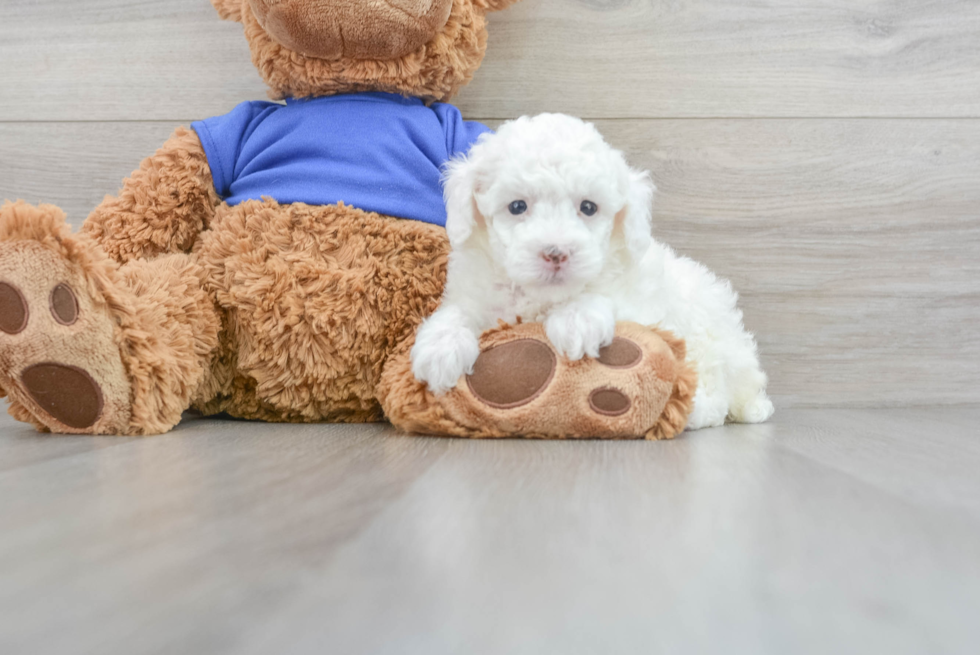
[540,247,569,266]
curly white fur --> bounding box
[412,113,774,430]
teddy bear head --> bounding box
[211,0,519,102]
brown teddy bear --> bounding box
[0,0,695,439]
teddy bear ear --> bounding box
[211,0,244,22]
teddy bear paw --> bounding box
[0,203,132,434]
[380,321,697,440]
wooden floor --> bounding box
[1,408,979,654]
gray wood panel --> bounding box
[3,0,980,121]
[0,122,184,224]
[2,119,977,407]
[1,408,979,654]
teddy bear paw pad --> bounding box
[466,339,556,409]
[20,363,104,429]
[0,281,29,334]
[588,387,632,416]
[597,337,642,369]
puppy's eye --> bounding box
[508,200,528,215]
[580,200,598,216]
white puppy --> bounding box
[411,113,773,430]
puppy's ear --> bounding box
[443,155,485,248]
[615,169,656,262]
[211,0,244,22]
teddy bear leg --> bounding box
[0,201,221,435]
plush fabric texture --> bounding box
[248,0,454,61]
[231,0,506,102]
[191,93,491,226]
[83,126,219,264]
[191,198,450,423]
[116,253,223,434]
[379,321,697,440]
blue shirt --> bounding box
[191,92,491,227]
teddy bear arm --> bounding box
[82,126,219,264]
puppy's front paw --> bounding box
[545,297,615,361]
[411,313,481,395]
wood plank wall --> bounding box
[1,0,978,408]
